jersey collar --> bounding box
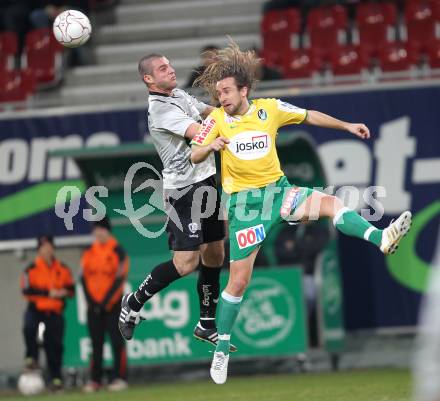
[149,90,171,97]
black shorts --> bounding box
[164,175,225,251]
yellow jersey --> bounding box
[191,98,307,193]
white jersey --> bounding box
[147,88,216,189]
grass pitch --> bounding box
[3,368,411,401]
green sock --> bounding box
[334,208,383,247]
[216,291,242,355]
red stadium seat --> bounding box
[405,0,440,53]
[0,69,36,103]
[355,2,397,58]
[23,28,64,86]
[0,31,18,71]
[378,42,419,72]
[261,8,301,67]
[427,39,440,68]
[306,5,348,61]
[282,48,322,79]
[330,45,369,76]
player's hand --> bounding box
[346,123,370,139]
[209,137,230,152]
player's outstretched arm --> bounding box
[304,110,370,139]
[191,137,230,164]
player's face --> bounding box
[216,77,248,115]
[145,57,177,91]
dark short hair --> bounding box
[93,217,111,232]
[138,53,164,78]
[37,235,54,249]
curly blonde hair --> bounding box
[194,41,260,101]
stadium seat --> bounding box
[261,8,301,67]
[355,2,397,58]
[378,42,419,72]
[330,45,369,76]
[0,69,36,103]
[427,39,440,68]
[23,28,64,86]
[306,5,348,61]
[0,31,18,71]
[282,48,322,79]
[405,0,440,53]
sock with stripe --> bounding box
[216,291,242,355]
[129,260,181,312]
[333,207,383,247]
[197,264,221,330]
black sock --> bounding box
[129,260,181,311]
[197,264,221,329]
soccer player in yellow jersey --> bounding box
[190,43,412,384]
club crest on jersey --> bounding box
[236,224,266,249]
[193,118,215,145]
[257,109,267,120]
[280,187,301,218]
[228,130,271,160]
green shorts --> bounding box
[228,176,314,261]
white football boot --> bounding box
[210,351,229,384]
[380,211,412,255]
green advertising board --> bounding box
[63,267,306,367]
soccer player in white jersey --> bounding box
[118,53,236,352]
[190,42,412,384]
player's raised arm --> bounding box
[304,110,371,139]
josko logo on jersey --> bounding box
[228,131,271,160]
[193,118,215,145]
[236,224,266,249]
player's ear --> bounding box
[144,74,154,85]
[240,86,249,98]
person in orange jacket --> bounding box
[20,235,75,391]
[81,218,129,392]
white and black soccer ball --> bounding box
[17,371,45,396]
[53,9,92,48]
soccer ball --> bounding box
[17,371,45,396]
[53,10,92,48]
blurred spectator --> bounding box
[20,235,75,392]
[186,45,219,88]
[81,218,129,393]
[0,0,32,65]
[30,1,90,29]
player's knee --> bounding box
[202,247,225,267]
[321,194,344,218]
[201,241,225,266]
[228,276,250,296]
[173,254,199,276]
